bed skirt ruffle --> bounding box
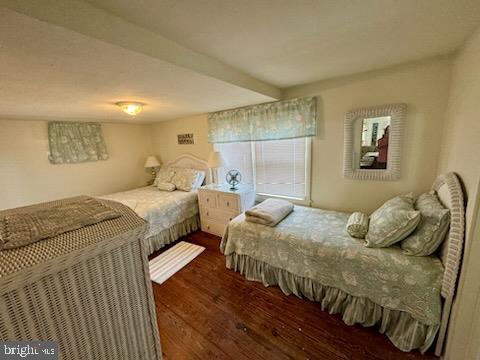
[145,215,200,254]
[226,253,439,353]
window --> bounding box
[215,137,311,204]
[215,141,254,185]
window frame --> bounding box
[216,137,312,206]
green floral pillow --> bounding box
[346,212,369,239]
[365,194,421,248]
[401,191,450,256]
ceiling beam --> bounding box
[2,0,282,100]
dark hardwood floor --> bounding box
[150,231,436,360]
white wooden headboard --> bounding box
[431,172,466,355]
[163,154,211,184]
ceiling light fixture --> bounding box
[116,101,144,116]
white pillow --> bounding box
[171,168,200,191]
[157,182,176,192]
[154,168,174,186]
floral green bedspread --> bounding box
[220,206,443,326]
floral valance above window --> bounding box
[207,97,317,143]
[48,122,109,164]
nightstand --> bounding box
[198,184,255,237]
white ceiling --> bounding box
[1,0,480,123]
[87,0,480,87]
[0,8,274,123]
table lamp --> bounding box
[144,155,161,183]
[207,151,226,187]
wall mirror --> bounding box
[343,103,406,181]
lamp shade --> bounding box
[207,151,226,168]
[144,155,161,168]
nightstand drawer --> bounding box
[199,191,217,208]
[198,184,254,237]
[218,194,240,212]
[201,208,237,224]
[201,220,226,237]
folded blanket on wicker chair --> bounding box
[245,198,294,226]
[0,196,121,250]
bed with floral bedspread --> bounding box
[220,205,444,353]
[101,186,199,254]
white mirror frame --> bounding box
[343,103,407,181]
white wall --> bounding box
[436,26,480,360]
[0,120,152,210]
[151,114,213,164]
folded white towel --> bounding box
[245,198,294,227]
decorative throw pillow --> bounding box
[154,168,175,186]
[171,168,200,192]
[401,191,450,256]
[346,212,369,239]
[156,182,176,192]
[365,193,421,248]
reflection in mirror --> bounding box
[344,103,406,181]
[359,116,391,170]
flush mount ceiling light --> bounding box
[116,101,144,116]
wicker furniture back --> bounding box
[0,197,162,360]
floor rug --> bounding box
[149,241,205,285]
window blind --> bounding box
[215,137,308,200]
[255,138,306,199]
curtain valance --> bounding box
[48,122,109,164]
[207,97,317,143]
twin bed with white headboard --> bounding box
[220,172,465,355]
[101,154,210,254]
